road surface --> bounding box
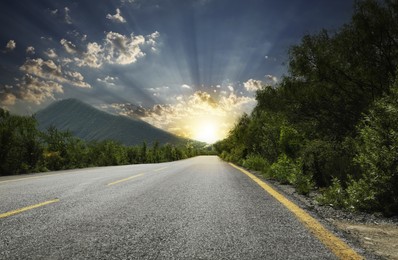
[0,156,360,259]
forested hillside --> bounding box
[0,108,211,176]
[215,0,398,216]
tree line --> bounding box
[0,108,213,176]
[215,0,398,216]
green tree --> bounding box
[348,76,398,215]
[0,110,42,175]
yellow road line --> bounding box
[229,163,363,260]
[154,166,168,172]
[0,199,60,219]
[107,173,144,186]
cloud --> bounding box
[104,31,146,65]
[243,79,264,92]
[60,38,78,54]
[50,9,58,16]
[227,85,234,92]
[265,74,278,84]
[26,46,35,55]
[97,76,119,88]
[110,90,256,140]
[20,58,91,88]
[13,74,63,105]
[44,48,58,58]
[74,31,156,67]
[75,42,103,68]
[146,86,169,97]
[181,84,191,89]
[0,89,16,106]
[5,40,16,51]
[64,7,72,24]
[106,8,126,23]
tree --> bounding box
[0,110,42,175]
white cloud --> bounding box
[243,79,264,92]
[97,76,119,88]
[0,91,16,106]
[5,40,16,51]
[75,42,103,68]
[60,38,78,54]
[227,85,234,92]
[61,31,158,68]
[44,48,58,58]
[20,58,91,88]
[50,9,58,15]
[106,8,126,23]
[14,74,64,105]
[64,7,72,24]
[265,74,278,84]
[103,31,146,65]
[181,84,191,89]
[26,46,35,55]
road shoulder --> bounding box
[238,166,396,259]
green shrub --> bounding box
[317,178,347,208]
[291,159,314,195]
[267,154,298,184]
[301,139,355,187]
[349,78,398,215]
[242,154,270,171]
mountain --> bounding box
[35,99,187,146]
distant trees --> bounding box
[215,0,398,215]
[0,109,212,176]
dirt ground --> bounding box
[332,221,398,259]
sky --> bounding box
[0,0,354,143]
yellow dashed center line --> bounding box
[229,163,363,260]
[0,199,60,219]
[107,173,144,186]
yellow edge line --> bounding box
[229,163,363,260]
[0,199,60,219]
[107,173,144,186]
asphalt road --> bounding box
[0,156,355,259]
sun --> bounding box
[194,122,219,144]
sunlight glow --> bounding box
[193,121,220,144]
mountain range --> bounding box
[35,99,187,146]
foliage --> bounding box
[267,154,299,185]
[0,109,42,175]
[215,0,398,215]
[317,178,347,209]
[242,154,270,172]
[346,78,398,215]
[0,110,210,176]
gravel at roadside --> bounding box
[249,169,398,260]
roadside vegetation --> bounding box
[214,0,398,216]
[0,109,213,176]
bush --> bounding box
[267,154,299,184]
[349,78,398,215]
[242,154,270,172]
[317,178,347,208]
[301,139,355,187]
[291,159,314,195]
